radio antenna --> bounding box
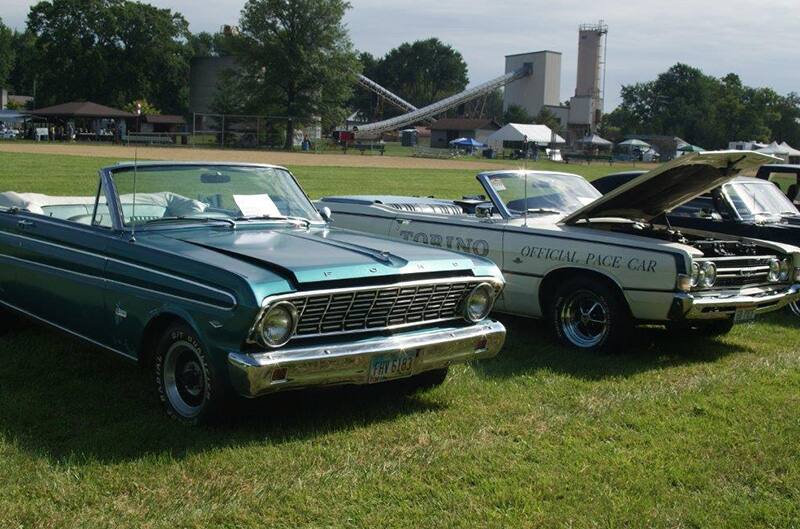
[130,147,138,242]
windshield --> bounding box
[109,165,323,227]
[722,181,799,221]
[484,172,601,215]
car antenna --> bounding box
[130,147,138,243]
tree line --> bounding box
[1,2,798,149]
[604,63,800,148]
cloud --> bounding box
[5,0,799,108]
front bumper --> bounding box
[670,284,800,321]
[227,320,506,397]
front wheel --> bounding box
[790,300,800,319]
[153,323,227,425]
[551,277,632,352]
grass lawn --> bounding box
[1,152,799,528]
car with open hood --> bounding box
[0,162,506,424]
[318,151,800,351]
[593,170,800,318]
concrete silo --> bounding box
[568,21,608,139]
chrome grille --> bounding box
[286,279,482,338]
[700,256,776,289]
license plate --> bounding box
[734,308,756,323]
[368,350,418,383]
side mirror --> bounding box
[318,206,332,222]
[475,203,493,219]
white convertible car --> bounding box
[318,151,800,351]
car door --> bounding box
[6,184,113,343]
[386,212,507,309]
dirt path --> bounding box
[0,142,520,170]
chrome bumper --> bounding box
[227,321,506,397]
[670,284,800,321]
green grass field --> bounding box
[1,152,799,528]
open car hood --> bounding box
[561,151,778,225]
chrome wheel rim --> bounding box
[560,289,610,348]
[791,300,800,318]
[163,341,206,418]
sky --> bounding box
[3,0,799,109]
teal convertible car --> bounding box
[0,162,506,424]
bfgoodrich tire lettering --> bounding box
[153,323,226,425]
[551,277,632,352]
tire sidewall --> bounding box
[153,324,222,425]
[551,278,628,352]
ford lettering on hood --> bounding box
[160,226,479,284]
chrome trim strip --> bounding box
[250,276,503,344]
[260,276,501,307]
[0,297,137,362]
[0,253,235,311]
[2,229,238,309]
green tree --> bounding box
[606,63,800,149]
[534,107,562,134]
[124,98,160,115]
[231,0,360,148]
[0,18,13,89]
[26,0,191,113]
[502,104,533,124]
[375,38,468,108]
[8,30,37,97]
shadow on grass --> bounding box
[474,314,754,381]
[0,326,444,464]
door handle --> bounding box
[17,219,35,229]
[395,219,411,225]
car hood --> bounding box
[562,151,778,225]
[161,225,479,285]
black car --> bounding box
[592,169,800,317]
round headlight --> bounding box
[701,261,717,288]
[690,262,702,287]
[259,301,298,347]
[463,283,495,322]
[768,258,781,282]
[779,258,791,282]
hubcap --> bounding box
[791,300,800,318]
[163,341,206,418]
[560,289,610,348]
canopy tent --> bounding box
[575,133,613,148]
[486,123,565,151]
[757,141,789,155]
[449,137,486,148]
[677,144,705,153]
[778,141,800,156]
[618,138,651,148]
[0,110,30,123]
[30,101,133,119]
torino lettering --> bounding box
[399,230,490,257]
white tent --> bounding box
[779,141,800,156]
[486,123,565,151]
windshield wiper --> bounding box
[143,216,237,228]
[235,215,311,228]
[525,208,563,215]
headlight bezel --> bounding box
[257,300,299,348]
[462,282,497,322]
[700,261,717,288]
[690,262,702,288]
[778,258,791,282]
[767,258,781,283]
